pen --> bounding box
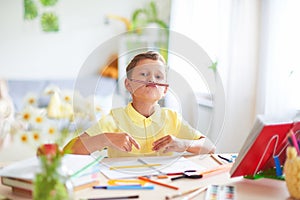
[83,195,139,200]
[93,185,154,190]
[138,176,179,190]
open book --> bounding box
[230,115,300,178]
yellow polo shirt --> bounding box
[86,103,204,157]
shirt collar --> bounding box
[125,103,162,124]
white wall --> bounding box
[0,0,170,80]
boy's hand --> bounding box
[152,135,189,153]
[104,132,141,152]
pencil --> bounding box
[200,163,233,177]
[289,130,300,155]
[182,186,208,200]
[210,154,224,165]
[138,176,179,190]
[84,195,139,200]
[71,155,104,178]
[129,79,169,87]
[110,163,161,170]
[165,186,205,199]
[93,185,154,190]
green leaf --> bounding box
[24,0,38,20]
[39,0,59,6]
[131,9,147,31]
[148,1,158,20]
[208,61,218,73]
[41,12,59,32]
[151,19,168,30]
[130,1,168,34]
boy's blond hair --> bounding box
[126,51,166,78]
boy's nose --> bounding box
[148,75,155,82]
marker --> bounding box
[93,185,154,190]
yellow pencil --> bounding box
[165,186,205,199]
[110,163,161,170]
[210,154,224,165]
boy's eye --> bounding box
[140,72,148,76]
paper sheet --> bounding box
[100,156,206,179]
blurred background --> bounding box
[0,0,300,160]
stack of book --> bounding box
[1,174,99,198]
[0,154,103,198]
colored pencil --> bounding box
[110,163,161,170]
[138,176,179,190]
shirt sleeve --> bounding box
[172,111,204,140]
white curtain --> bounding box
[257,0,300,117]
[169,0,300,152]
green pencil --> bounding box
[71,155,104,178]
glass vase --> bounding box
[33,143,74,200]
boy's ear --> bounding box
[125,78,132,93]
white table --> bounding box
[0,154,291,200]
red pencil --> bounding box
[138,176,179,190]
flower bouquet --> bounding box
[9,85,103,199]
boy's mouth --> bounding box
[146,83,157,87]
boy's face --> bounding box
[125,59,168,103]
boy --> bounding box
[64,51,215,157]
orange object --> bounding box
[157,175,168,179]
[138,176,179,190]
[200,163,233,177]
